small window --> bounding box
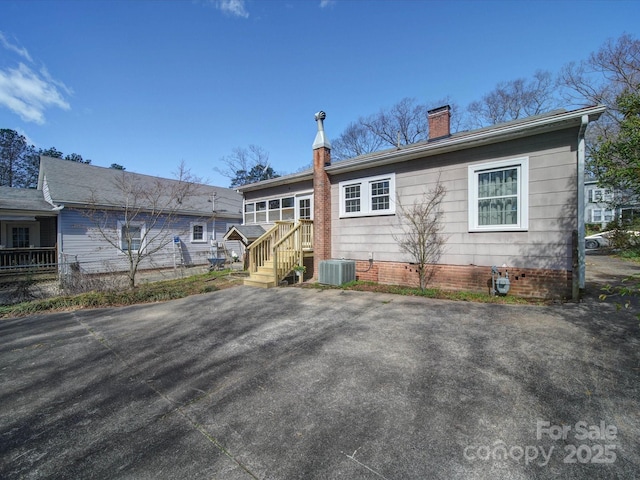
[255,201,267,223]
[190,222,207,243]
[268,199,281,222]
[345,184,361,213]
[371,179,390,211]
[118,221,145,253]
[591,209,603,223]
[282,196,295,220]
[592,188,613,203]
[604,209,615,222]
[339,174,395,218]
[468,158,528,231]
[12,227,30,248]
[244,203,255,224]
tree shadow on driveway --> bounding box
[1,286,639,479]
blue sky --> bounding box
[1,0,638,187]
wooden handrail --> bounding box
[246,220,313,284]
[272,220,313,284]
[247,221,296,274]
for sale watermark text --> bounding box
[463,420,618,466]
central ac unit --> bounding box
[318,259,356,286]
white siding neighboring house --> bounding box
[0,157,243,277]
[239,105,606,299]
[584,179,640,229]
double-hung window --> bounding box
[468,158,529,231]
[190,222,207,243]
[588,188,613,204]
[118,221,145,253]
[591,208,614,223]
[339,173,395,218]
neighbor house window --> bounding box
[190,222,207,243]
[339,173,396,218]
[588,188,613,203]
[12,227,30,248]
[118,221,145,253]
[591,208,615,223]
[468,157,529,231]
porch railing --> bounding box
[272,220,313,282]
[0,247,58,274]
[248,221,295,274]
[247,220,313,281]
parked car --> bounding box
[585,230,640,249]
[585,231,611,249]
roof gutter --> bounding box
[236,105,606,194]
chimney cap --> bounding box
[427,105,451,116]
[313,110,331,150]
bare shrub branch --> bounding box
[81,163,206,288]
[393,177,447,290]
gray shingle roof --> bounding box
[38,156,242,218]
[0,186,57,213]
[223,224,266,244]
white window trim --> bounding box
[244,193,312,224]
[468,157,529,232]
[117,220,146,254]
[590,188,613,204]
[190,221,207,243]
[591,208,614,223]
[296,193,314,221]
[339,173,396,218]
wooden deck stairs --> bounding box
[244,220,313,288]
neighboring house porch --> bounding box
[0,187,59,277]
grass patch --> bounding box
[302,280,541,305]
[0,270,245,319]
[616,248,640,263]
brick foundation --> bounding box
[354,260,572,300]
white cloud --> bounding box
[0,32,32,62]
[215,0,249,18]
[0,30,71,124]
[319,0,336,8]
[0,63,71,124]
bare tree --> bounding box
[466,70,559,128]
[332,97,461,161]
[393,178,447,291]
[331,121,385,161]
[559,33,640,148]
[83,161,205,288]
[215,144,279,187]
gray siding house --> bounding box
[238,105,605,299]
[0,157,242,276]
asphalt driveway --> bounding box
[1,284,639,479]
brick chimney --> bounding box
[428,105,451,141]
[313,111,331,277]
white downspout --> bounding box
[577,114,589,290]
